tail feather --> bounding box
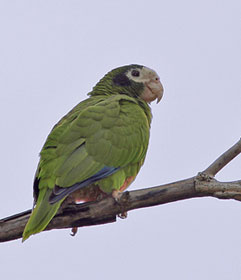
[22,189,63,241]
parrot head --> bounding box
[90,64,164,104]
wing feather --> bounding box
[37,95,150,201]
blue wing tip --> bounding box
[49,166,119,204]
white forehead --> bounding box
[126,66,159,83]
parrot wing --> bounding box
[37,94,150,203]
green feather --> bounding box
[23,64,154,240]
[22,189,63,241]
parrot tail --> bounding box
[22,188,63,242]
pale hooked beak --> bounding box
[150,79,164,104]
[142,79,164,104]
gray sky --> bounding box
[0,1,241,279]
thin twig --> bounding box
[203,138,241,176]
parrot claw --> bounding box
[70,227,78,236]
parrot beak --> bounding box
[151,79,164,104]
[142,79,164,104]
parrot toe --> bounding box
[112,189,122,201]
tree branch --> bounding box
[0,139,241,243]
[203,138,241,176]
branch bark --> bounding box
[0,139,241,243]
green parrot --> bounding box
[22,64,164,241]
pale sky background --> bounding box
[0,1,241,279]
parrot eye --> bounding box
[131,70,140,77]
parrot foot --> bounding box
[112,189,122,201]
[112,189,130,204]
[112,190,129,219]
[70,227,78,236]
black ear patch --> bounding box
[113,73,131,86]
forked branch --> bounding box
[0,139,240,243]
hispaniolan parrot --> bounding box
[22,64,164,241]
